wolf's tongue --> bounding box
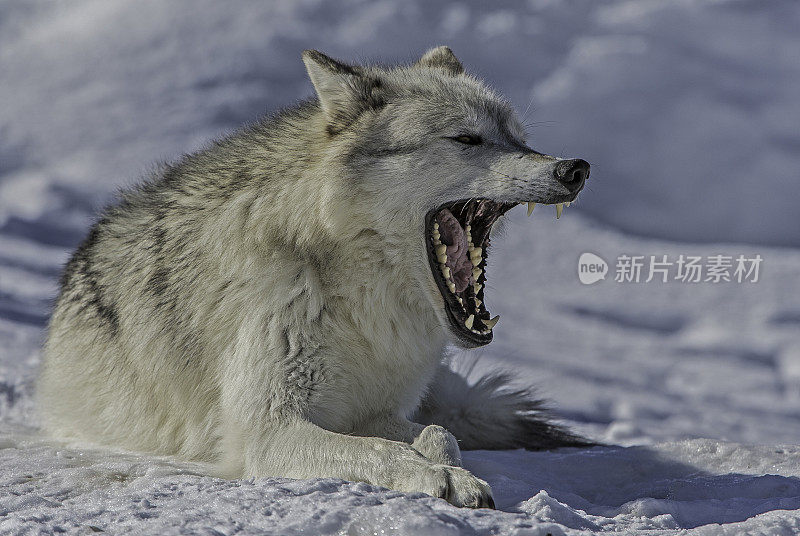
[435,209,473,293]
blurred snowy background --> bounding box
[2,1,800,534]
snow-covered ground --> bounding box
[2,1,799,534]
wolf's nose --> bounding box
[555,159,590,192]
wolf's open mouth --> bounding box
[425,199,516,346]
[426,199,576,345]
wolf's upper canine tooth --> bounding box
[465,314,474,329]
[447,281,456,293]
[484,315,500,329]
[527,202,536,217]
[472,267,482,280]
[556,203,563,219]
[435,244,447,256]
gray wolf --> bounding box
[38,47,591,508]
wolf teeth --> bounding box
[484,315,499,329]
[527,202,536,217]
[556,203,563,219]
[467,245,483,267]
[469,247,482,267]
[465,314,474,330]
[429,212,494,331]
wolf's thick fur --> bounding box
[39,47,590,508]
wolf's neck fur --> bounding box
[178,100,446,366]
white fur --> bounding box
[38,47,586,508]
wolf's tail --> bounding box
[414,359,597,451]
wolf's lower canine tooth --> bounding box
[435,244,447,256]
[465,314,474,329]
[527,202,536,217]
[484,315,500,329]
[556,203,563,219]
[447,281,456,293]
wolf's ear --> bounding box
[415,46,464,75]
[302,49,382,134]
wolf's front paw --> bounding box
[412,424,462,466]
[398,464,494,509]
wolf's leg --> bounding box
[217,310,488,506]
[238,419,491,508]
[353,414,462,467]
[412,424,462,467]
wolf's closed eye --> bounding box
[451,134,482,146]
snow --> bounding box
[2,0,800,534]
[3,431,800,534]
